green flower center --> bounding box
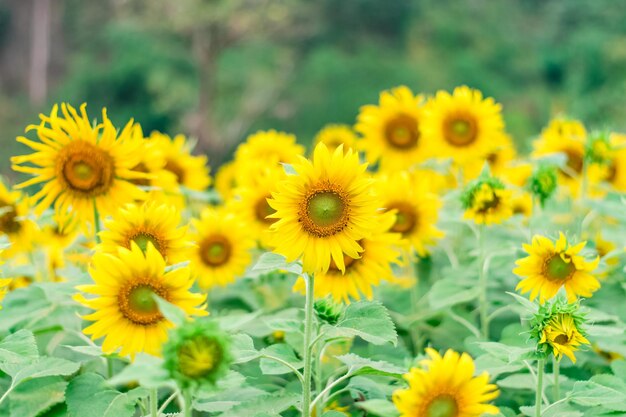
[444,115,477,147]
[545,254,576,281]
[384,113,420,149]
[129,285,159,314]
[73,161,94,180]
[306,192,345,228]
[178,335,223,379]
[131,232,161,253]
[200,235,231,266]
[426,395,458,417]
[118,281,167,325]
[59,141,115,195]
[387,202,417,234]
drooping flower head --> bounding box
[423,86,506,165]
[268,143,380,274]
[461,176,513,225]
[356,86,427,171]
[163,319,232,389]
[528,164,558,207]
[314,124,358,154]
[393,348,499,417]
[74,243,207,359]
[0,179,38,256]
[11,104,146,227]
[515,233,600,303]
[530,298,589,363]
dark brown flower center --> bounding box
[384,113,420,150]
[165,159,185,184]
[130,162,151,187]
[443,114,478,147]
[0,201,21,234]
[561,149,584,178]
[386,202,417,234]
[554,333,570,344]
[57,141,115,196]
[255,195,277,224]
[200,235,232,267]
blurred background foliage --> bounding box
[2,0,626,177]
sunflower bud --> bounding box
[314,297,344,325]
[529,298,589,363]
[529,165,557,206]
[460,176,512,225]
[163,319,232,389]
[585,131,612,164]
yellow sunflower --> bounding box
[149,131,211,191]
[393,348,499,417]
[74,243,207,359]
[214,161,239,201]
[463,134,518,182]
[375,171,443,256]
[127,125,178,192]
[588,133,626,193]
[232,167,285,248]
[11,103,146,226]
[355,85,427,171]
[423,86,505,165]
[532,118,586,194]
[189,207,255,289]
[314,124,358,154]
[540,314,590,363]
[36,212,80,281]
[234,130,304,185]
[98,201,192,264]
[0,254,10,308]
[268,143,380,274]
[514,233,600,303]
[293,211,403,303]
[511,191,533,218]
[0,180,38,256]
[462,180,513,225]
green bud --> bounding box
[314,297,344,325]
[529,165,557,206]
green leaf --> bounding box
[251,253,302,275]
[9,376,67,417]
[230,334,259,364]
[217,392,299,417]
[475,342,534,363]
[506,292,539,314]
[356,399,399,417]
[427,279,480,310]
[66,373,148,417]
[330,301,397,346]
[154,295,186,327]
[336,353,404,378]
[0,329,39,363]
[260,344,303,375]
[611,360,626,383]
[1,357,79,386]
[322,412,350,417]
[61,345,104,357]
[107,354,172,389]
[570,378,626,410]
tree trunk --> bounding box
[29,0,51,105]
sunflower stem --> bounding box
[93,200,101,244]
[106,357,114,379]
[183,389,192,417]
[302,272,315,417]
[478,225,489,339]
[150,388,158,417]
[553,357,560,401]
[535,359,545,417]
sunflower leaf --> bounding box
[8,376,67,417]
[0,329,39,363]
[329,301,397,346]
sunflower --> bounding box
[74,243,207,358]
[463,134,518,182]
[540,314,589,363]
[98,201,192,264]
[11,103,146,226]
[0,254,10,308]
[375,171,443,256]
[36,212,80,280]
[268,143,380,274]
[511,191,533,218]
[293,211,403,303]
[588,133,626,193]
[214,161,239,201]
[423,86,505,165]
[232,167,285,248]
[0,180,38,256]
[393,348,499,417]
[355,86,427,171]
[234,130,304,185]
[189,207,255,288]
[461,178,513,225]
[514,233,600,303]
[149,131,211,191]
[314,124,358,154]
[127,125,178,192]
[532,118,586,193]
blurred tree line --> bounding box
[2,0,626,175]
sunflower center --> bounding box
[165,159,185,184]
[178,335,223,379]
[57,141,115,196]
[561,149,584,177]
[444,115,478,147]
[384,114,419,150]
[118,281,167,325]
[299,181,352,238]
[426,394,459,417]
[255,195,276,224]
[130,231,162,253]
[544,254,576,282]
[554,333,570,344]
[131,162,151,187]
[386,202,417,234]
[200,235,231,267]
[0,201,21,234]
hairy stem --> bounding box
[302,273,315,417]
[536,359,545,417]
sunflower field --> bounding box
[0,85,625,417]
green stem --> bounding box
[107,357,114,379]
[478,225,489,339]
[183,389,192,417]
[150,388,158,417]
[553,357,560,401]
[93,200,101,244]
[302,273,315,417]
[536,359,545,417]
[314,340,323,417]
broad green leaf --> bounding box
[611,360,626,383]
[251,253,302,275]
[194,373,266,413]
[0,329,39,363]
[260,344,303,375]
[107,353,172,389]
[330,301,397,346]
[356,399,399,417]
[217,392,299,417]
[9,376,67,417]
[336,353,405,378]
[475,342,534,363]
[506,292,539,314]
[61,345,104,357]
[323,412,350,417]
[570,378,626,410]
[154,295,185,327]
[347,376,389,400]
[66,373,148,417]
[230,334,259,364]
[427,278,480,310]
[473,355,524,378]
[1,357,79,385]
